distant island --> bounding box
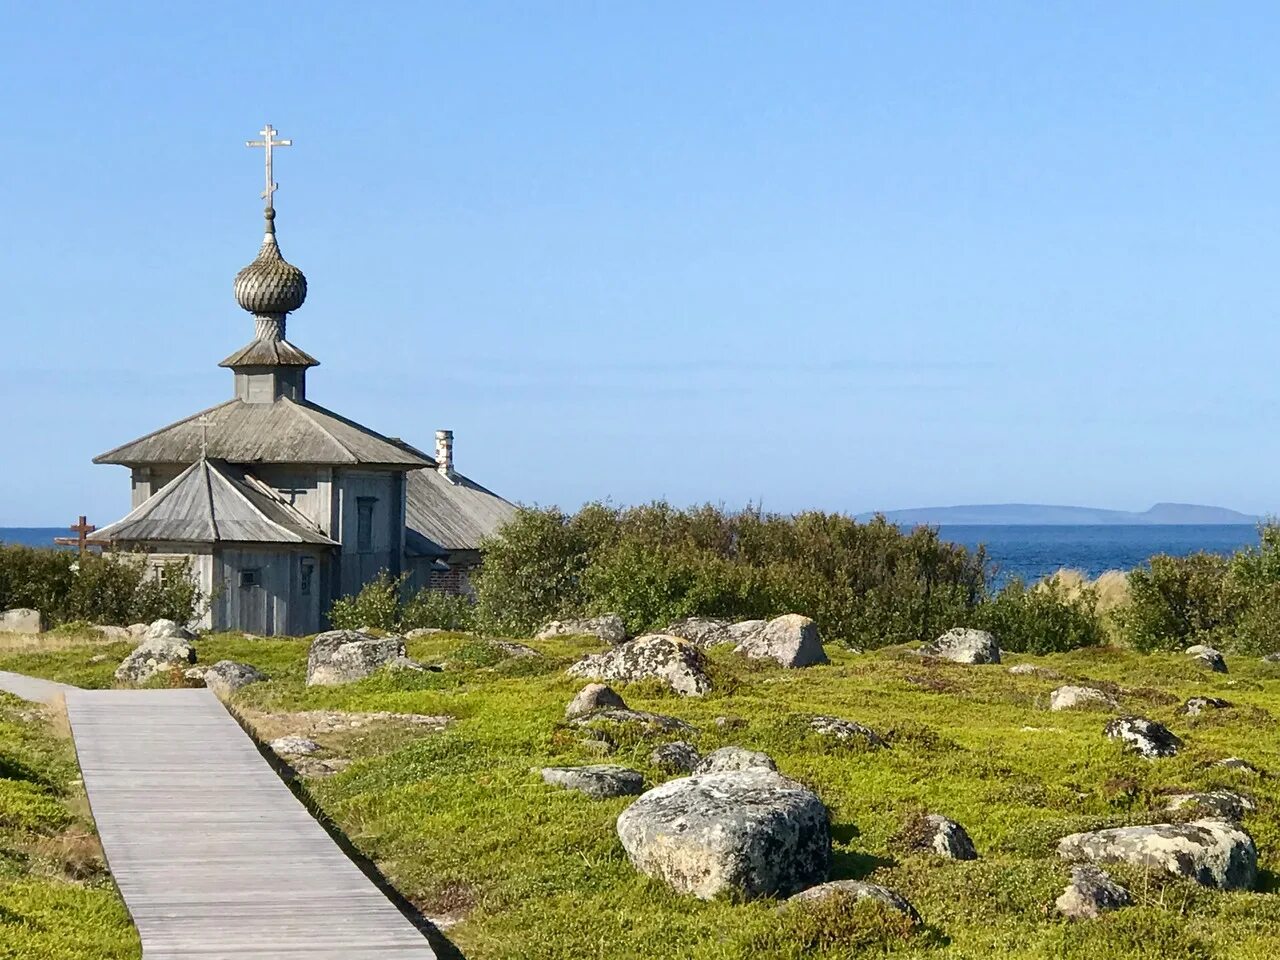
[858,502,1260,526]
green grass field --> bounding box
[4,629,1280,958]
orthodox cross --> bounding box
[245,123,292,205]
[53,515,97,556]
[196,414,214,458]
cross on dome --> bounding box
[245,123,292,207]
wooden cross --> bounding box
[245,123,292,205]
[195,414,214,459]
[53,515,97,556]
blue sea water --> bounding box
[0,524,1263,585]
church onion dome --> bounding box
[233,207,307,315]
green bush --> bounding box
[0,545,202,628]
[975,576,1105,654]
[401,588,475,632]
[1115,553,1232,652]
[328,571,476,633]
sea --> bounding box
[0,524,1263,586]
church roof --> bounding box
[94,398,430,468]
[405,465,519,555]
[94,459,338,546]
[219,337,318,368]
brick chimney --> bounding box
[435,429,457,483]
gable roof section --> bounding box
[94,398,429,468]
[405,466,519,555]
[94,459,339,546]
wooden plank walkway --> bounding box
[0,668,77,704]
[4,678,441,959]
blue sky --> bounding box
[4,3,1280,524]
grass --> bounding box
[5,627,1280,958]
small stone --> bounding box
[1050,686,1118,712]
[270,735,321,756]
[183,667,206,684]
[1180,696,1231,716]
[144,619,194,642]
[540,764,644,799]
[115,635,197,684]
[917,814,978,860]
[651,740,700,773]
[1008,663,1059,677]
[1056,819,1257,890]
[1055,864,1132,920]
[93,625,133,640]
[920,628,1000,664]
[1217,757,1261,776]
[783,880,920,924]
[536,615,627,645]
[202,660,267,698]
[571,708,695,735]
[1261,652,1280,664]
[1186,645,1227,673]
[1104,716,1181,758]
[565,683,628,719]
[714,716,746,730]
[693,746,778,774]
[489,640,540,659]
[404,627,446,639]
[1164,790,1255,822]
[809,715,886,748]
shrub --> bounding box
[975,576,1105,654]
[1116,553,1232,653]
[328,571,476,633]
[401,589,475,632]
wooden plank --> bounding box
[0,669,77,704]
[65,688,438,958]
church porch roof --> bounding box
[405,464,519,555]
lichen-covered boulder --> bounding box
[567,634,711,697]
[616,769,832,900]
[1055,865,1132,920]
[1056,819,1258,890]
[1180,696,1231,716]
[305,630,406,686]
[665,617,731,647]
[1186,644,1227,673]
[808,715,886,748]
[693,746,778,775]
[1008,663,1060,677]
[0,608,42,634]
[1164,791,1255,822]
[540,765,644,799]
[565,682,628,719]
[536,614,627,645]
[571,708,695,736]
[144,618,195,642]
[783,880,920,924]
[269,735,320,756]
[1050,686,1118,712]
[115,635,197,684]
[199,660,266,697]
[921,628,1000,664]
[734,614,828,668]
[1104,716,1181,758]
[651,741,701,773]
[916,814,978,860]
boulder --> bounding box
[565,682,627,720]
[1186,645,1227,673]
[1104,716,1181,758]
[693,746,778,775]
[144,618,195,642]
[1055,865,1132,920]
[0,608,42,634]
[809,715,886,748]
[570,708,695,735]
[783,880,920,924]
[1180,696,1231,716]
[921,628,1000,664]
[616,769,832,900]
[201,660,267,698]
[651,741,701,773]
[404,627,446,639]
[93,624,133,641]
[489,640,540,659]
[540,764,644,799]
[305,630,406,686]
[269,735,321,756]
[1056,819,1257,890]
[1050,686,1118,712]
[567,634,711,697]
[115,635,197,684]
[734,614,828,668]
[1008,663,1060,677]
[725,620,768,645]
[916,814,978,860]
[127,623,148,638]
[666,617,731,647]
[1164,791,1255,822]
[536,614,627,645]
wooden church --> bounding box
[92,126,516,635]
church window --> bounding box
[300,558,315,595]
[240,568,260,588]
[357,497,376,553]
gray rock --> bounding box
[0,608,42,634]
[666,617,732,647]
[783,880,920,924]
[1008,663,1059,677]
[1050,685,1118,712]
[616,770,832,900]
[126,623,148,638]
[115,636,197,684]
[650,740,701,773]
[540,764,644,799]
[1180,696,1231,716]
[1262,652,1280,664]
[1186,645,1227,673]
[182,667,206,684]
[734,614,829,668]
[144,618,194,642]
[270,735,321,756]
[387,655,429,673]
[489,640,540,659]
[1104,716,1181,758]
[725,620,768,645]
[1217,757,1261,776]
[809,715,886,748]
[404,627,446,639]
[1055,864,1132,920]
[1164,791,1255,822]
[565,682,628,720]
[714,716,746,730]
[567,634,711,697]
[201,660,267,698]
[536,614,627,645]
[921,628,1000,664]
[306,630,406,686]
[693,746,778,775]
[918,814,978,860]
[1056,819,1258,890]
[93,624,133,641]
[571,708,695,735]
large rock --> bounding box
[0,608,42,634]
[921,628,1000,664]
[115,636,196,684]
[1050,686,1118,712]
[808,715,886,748]
[93,624,133,641]
[734,614,828,668]
[1055,865,1132,920]
[144,618,194,642]
[567,634,711,697]
[536,614,627,645]
[201,660,267,698]
[725,620,768,645]
[783,880,920,924]
[1104,716,1181,758]
[616,769,832,900]
[693,746,778,775]
[1056,819,1258,890]
[1186,644,1227,673]
[306,630,406,686]
[565,682,628,719]
[917,814,978,860]
[540,765,644,799]
[1164,791,1255,822]
[666,617,731,647]
[651,741,701,773]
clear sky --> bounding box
[4,2,1280,525]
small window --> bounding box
[300,558,315,596]
[356,497,376,553]
[240,568,260,588]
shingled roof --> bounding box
[405,466,518,556]
[94,398,429,468]
[94,459,338,546]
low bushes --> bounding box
[328,572,475,633]
[974,576,1106,655]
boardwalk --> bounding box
[0,669,76,704]
[0,675,440,959]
